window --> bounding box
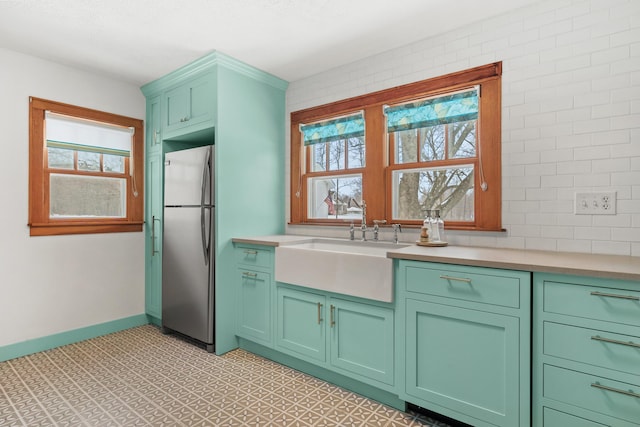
[29,97,144,236]
[300,113,366,220]
[290,63,502,231]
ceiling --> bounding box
[0,0,541,86]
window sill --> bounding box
[29,221,143,236]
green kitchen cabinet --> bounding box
[275,282,395,391]
[276,285,326,363]
[396,260,531,427]
[329,297,395,386]
[235,244,274,347]
[143,94,163,324]
[163,71,216,139]
[533,273,640,427]
[141,52,288,353]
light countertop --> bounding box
[232,235,640,282]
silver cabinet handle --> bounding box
[591,335,640,349]
[242,272,257,278]
[330,305,335,327]
[244,250,258,255]
[591,382,640,399]
[317,303,323,324]
[151,216,161,256]
[590,291,639,301]
[439,275,472,283]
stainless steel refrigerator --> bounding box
[162,145,215,352]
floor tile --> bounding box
[0,325,449,426]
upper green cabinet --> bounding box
[141,52,288,353]
[164,71,216,139]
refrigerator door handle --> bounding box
[200,147,211,266]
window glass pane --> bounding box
[78,151,100,171]
[310,143,326,172]
[328,139,345,171]
[104,154,125,173]
[47,147,74,169]
[392,166,474,221]
[347,137,365,168]
[448,120,476,158]
[50,174,126,218]
[420,125,445,161]
[307,174,362,220]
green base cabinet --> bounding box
[533,273,640,427]
[330,297,394,386]
[235,244,274,347]
[276,285,326,362]
[396,260,531,427]
[275,282,396,391]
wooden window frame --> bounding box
[29,97,144,236]
[290,62,502,231]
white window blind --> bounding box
[45,111,134,156]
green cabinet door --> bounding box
[164,72,215,137]
[146,95,162,154]
[276,286,326,363]
[405,299,521,427]
[144,152,163,321]
[236,269,272,346]
[329,298,394,386]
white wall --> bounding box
[285,0,640,256]
[0,48,146,347]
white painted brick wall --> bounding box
[285,0,640,256]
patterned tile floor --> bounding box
[0,325,452,427]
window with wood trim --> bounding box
[290,62,502,231]
[29,97,144,236]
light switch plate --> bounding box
[574,192,617,215]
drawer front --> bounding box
[544,322,640,376]
[543,364,640,424]
[543,281,640,327]
[234,245,272,269]
[404,263,522,308]
[543,407,608,427]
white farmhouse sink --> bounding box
[274,238,408,302]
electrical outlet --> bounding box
[575,192,617,215]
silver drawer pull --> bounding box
[439,275,472,283]
[591,335,640,349]
[591,382,640,399]
[243,250,258,255]
[590,291,639,301]
[242,272,258,278]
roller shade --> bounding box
[384,88,478,132]
[45,111,134,157]
[300,112,364,146]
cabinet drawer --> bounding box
[543,407,607,427]
[544,322,640,376]
[543,364,640,425]
[543,281,640,327]
[235,245,272,269]
[404,263,522,308]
